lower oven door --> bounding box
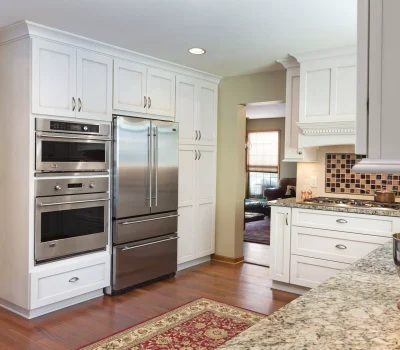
[113,234,178,292]
[36,133,110,172]
[35,193,109,263]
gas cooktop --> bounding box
[302,197,400,211]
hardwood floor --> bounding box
[243,241,270,266]
[0,261,298,349]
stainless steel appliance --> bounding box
[302,197,400,211]
[111,116,179,293]
[35,118,111,172]
[35,175,110,263]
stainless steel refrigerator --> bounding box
[111,115,179,293]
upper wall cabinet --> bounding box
[353,0,400,173]
[176,75,217,145]
[293,48,357,148]
[278,57,317,162]
[32,39,113,121]
[113,59,175,119]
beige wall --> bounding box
[216,70,286,258]
[246,117,297,179]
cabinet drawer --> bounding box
[291,227,389,264]
[290,255,349,289]
[292,208,396,237]
[30,255,110,309]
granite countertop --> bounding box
[218,242,400,350]
[268,197,400,217]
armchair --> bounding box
[264,178,297,201]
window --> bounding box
[247,130,280,198]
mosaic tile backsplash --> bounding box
[325,153,400,196]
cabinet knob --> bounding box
[298,151,303,155]
[336,219,348,224]
[335,244,347,250]
[69,277,79,283]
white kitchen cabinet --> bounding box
[270,206,291,283]
[354,0,400,173]
[197,81,217,146]
[113,60,147,114]
[177,145,216,264]
[147,68,175,118]
[32,39,113,121]
[278,57,317,162]
[32,39,77,118]
[293,48,357,148]
[76,50,113,121]
[176,75,218,146]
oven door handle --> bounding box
[37,134,112,141]
[38,198,110,207]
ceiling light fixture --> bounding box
[189,48,206,55]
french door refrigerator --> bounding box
[111,116,179,293]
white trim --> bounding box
[178,256,210,271]
[0,289,103,319]
[0,21,221,84]
[277,56,299,69]
[297,121,356,135]
[292,46,357,63]
[271,280,310,295]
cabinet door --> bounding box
[76,50,113,121]
[147,68,175,118]
[113,59,147,114]
[176,75,198,144]
[284,66,303,161]
[196,146,216,257]
[197,81,217,145]
[178,146,197,264]
[269,206,291,283]
[32,39,77,118]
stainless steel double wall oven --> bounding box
[34,118,111,263]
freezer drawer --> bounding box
[112,234,178,291]
[113,211,178,245]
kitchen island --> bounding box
[218,242,400,349]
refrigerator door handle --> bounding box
[153,126,158,207]
[119,214,180,225]
[148,126,152,208]
[121,236,179,251]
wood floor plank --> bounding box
[0,261,298,349]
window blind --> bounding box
[247,131,279,173]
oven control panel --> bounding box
[35,177,109,197]
[50,121,99,133]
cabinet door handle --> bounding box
[195,150,198,160]
[195,130,198,140]
[335,244,347,250]
[144,96,147,108]
[198,150,201,160]
[199,130,202,140]
[72,97,76,111]
[78,98,82,112]
[148,97,151,109]
[285,213,289,225]
[69,277,79,283]
[336,219,347,224]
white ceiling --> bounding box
[0,0,357,77]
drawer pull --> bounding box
[69,277,79,283]
[336,219,348,224]
[335,244,347,250]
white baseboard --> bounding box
[178,256,211,271]
[0,289,104,319]
[271,280,310,295]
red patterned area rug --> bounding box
[79,298,265,350]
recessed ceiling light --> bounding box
[189,48,206,55]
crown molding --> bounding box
[292,46,357,63]
[277,56,299,69]
[0,21,222,84]
[297,121,356,136]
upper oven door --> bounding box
[36,133,111,172]
[35,192,109,262]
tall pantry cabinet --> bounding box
[175,75,218,266]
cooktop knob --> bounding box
[54,185,61,191]
[83,126,88,131]
[89,183,95,188]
